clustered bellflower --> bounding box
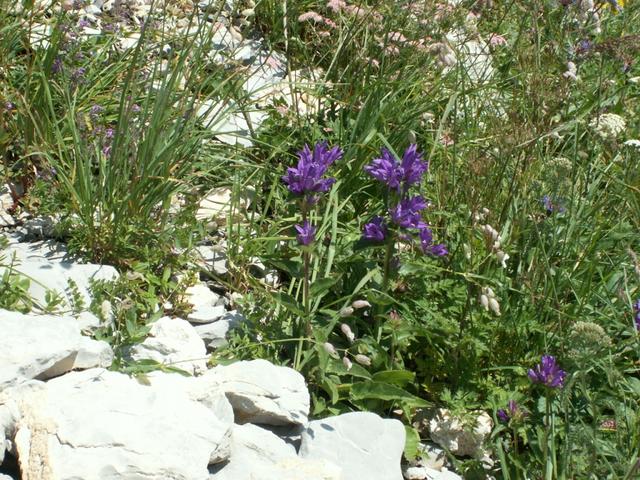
[528,355,566,389]
[362,144,446,256]
[283,141,342,245]
[497,400,526,423]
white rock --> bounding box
[188,304,227,324]
[194,311,243,348]
[73,337,114,370]
[200,359,310,425]
[0,310,83,389]
[194,245,228,275]
[129,316,207,374]
[428,409,492,459]
[195,187,254,223]
[185,282,221,309]
[0,240,118,311]
[5,369,232,480]
[212,423,341,480]
[0,185,15,227]
[75,311,102,333]
[299,412,405,480]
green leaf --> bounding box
[272,291,305,316]
[403,425,421,461]
[326,358,372,380]
[321,377,340,405]
[350,381,430,408]
[310,275,341,297]
[372,370,415,387]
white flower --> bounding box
[351,300,371,309]
[562,61,578,81]
[340,323,355,343]
[339,306,354,317]
[343,356,353,371]
[496,251,509,268]
[480,294,489,310]
[355,354,371,366]
[623,139,640,149]
[100,300,112,321]
[488,298,501,316]
[482,286,495,298]
[323,342,339,359]
[590,113,626,140]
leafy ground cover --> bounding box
[1,0,640,478]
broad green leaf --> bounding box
[350,381,429,407]
[272,291,305,316]
[403,425,421,461]
[372,370,415,387]
[326,358,372,380]
[310,275,341,297]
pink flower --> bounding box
[298,11,324,23]
[327,0,346,12]
[488,33,507,47]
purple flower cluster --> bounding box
[528,355,566,389]
[283,141,342,246]
[542,195,566,214]
[634,299,640,331]
[364,144,428,193]
[362,145,446,256]
[497,400,526,423]
[282,142,342,198]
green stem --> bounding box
[294,200,311,371]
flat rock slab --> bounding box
[129,316,207,374]
[299,412,406,480]
[2,369,233,480]
[211,423,340,480]
[0,310,110,389]
[0,237,118,311]
[200,359,310,426]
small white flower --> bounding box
[340,323,356,343]
[562,61,578,81]
[496,250,509,268]
[339,306,354,317]
[590,113,626,140]
[323,342,340,359]
[343,356,353,371]
[479,294,489,310]
[482,286,495,298]
[355,354,371,366]
[351,300,371,309]
[623,139,640,149]
[488,298,501,316]
[100,300,112,321]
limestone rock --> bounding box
[0,310,82,389]
[194,311,243,349]
[428,409,492,459]
[129,316,207,375]
[73,337,114,370]
[185,282,222,309]
[4,369,232,480]
[200,359,310,426]
[299,412,406,480]
[188,304,227,324]
[212,423,340,480]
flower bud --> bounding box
[100,300,112,321]
[482,286,495,298]
[339,306,354,317]
[479,294,489,310]
[355,354,371,366]
[340,323,355,343]
[488,298,501,316]
[323,342,339,359]
[241,8,255,17]
[351,300,371,310]
[496,251,509,268]
[343,356,353,371]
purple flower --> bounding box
[542,195,565,214]
[497,400,525,423]
[4,101,14,111]
[362,216,387,242]
[52,57,63,74]
[634,299,640,331]
[282,142,342,197]
[418,227,448,256]
[400,144,429,187]
[364,148,403,190]
[295,221,316,246]
[72,67,86,82]
[389,195,427,228]
[90,104,104,118]
[364,144,428,192]
[528,355,566,389]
